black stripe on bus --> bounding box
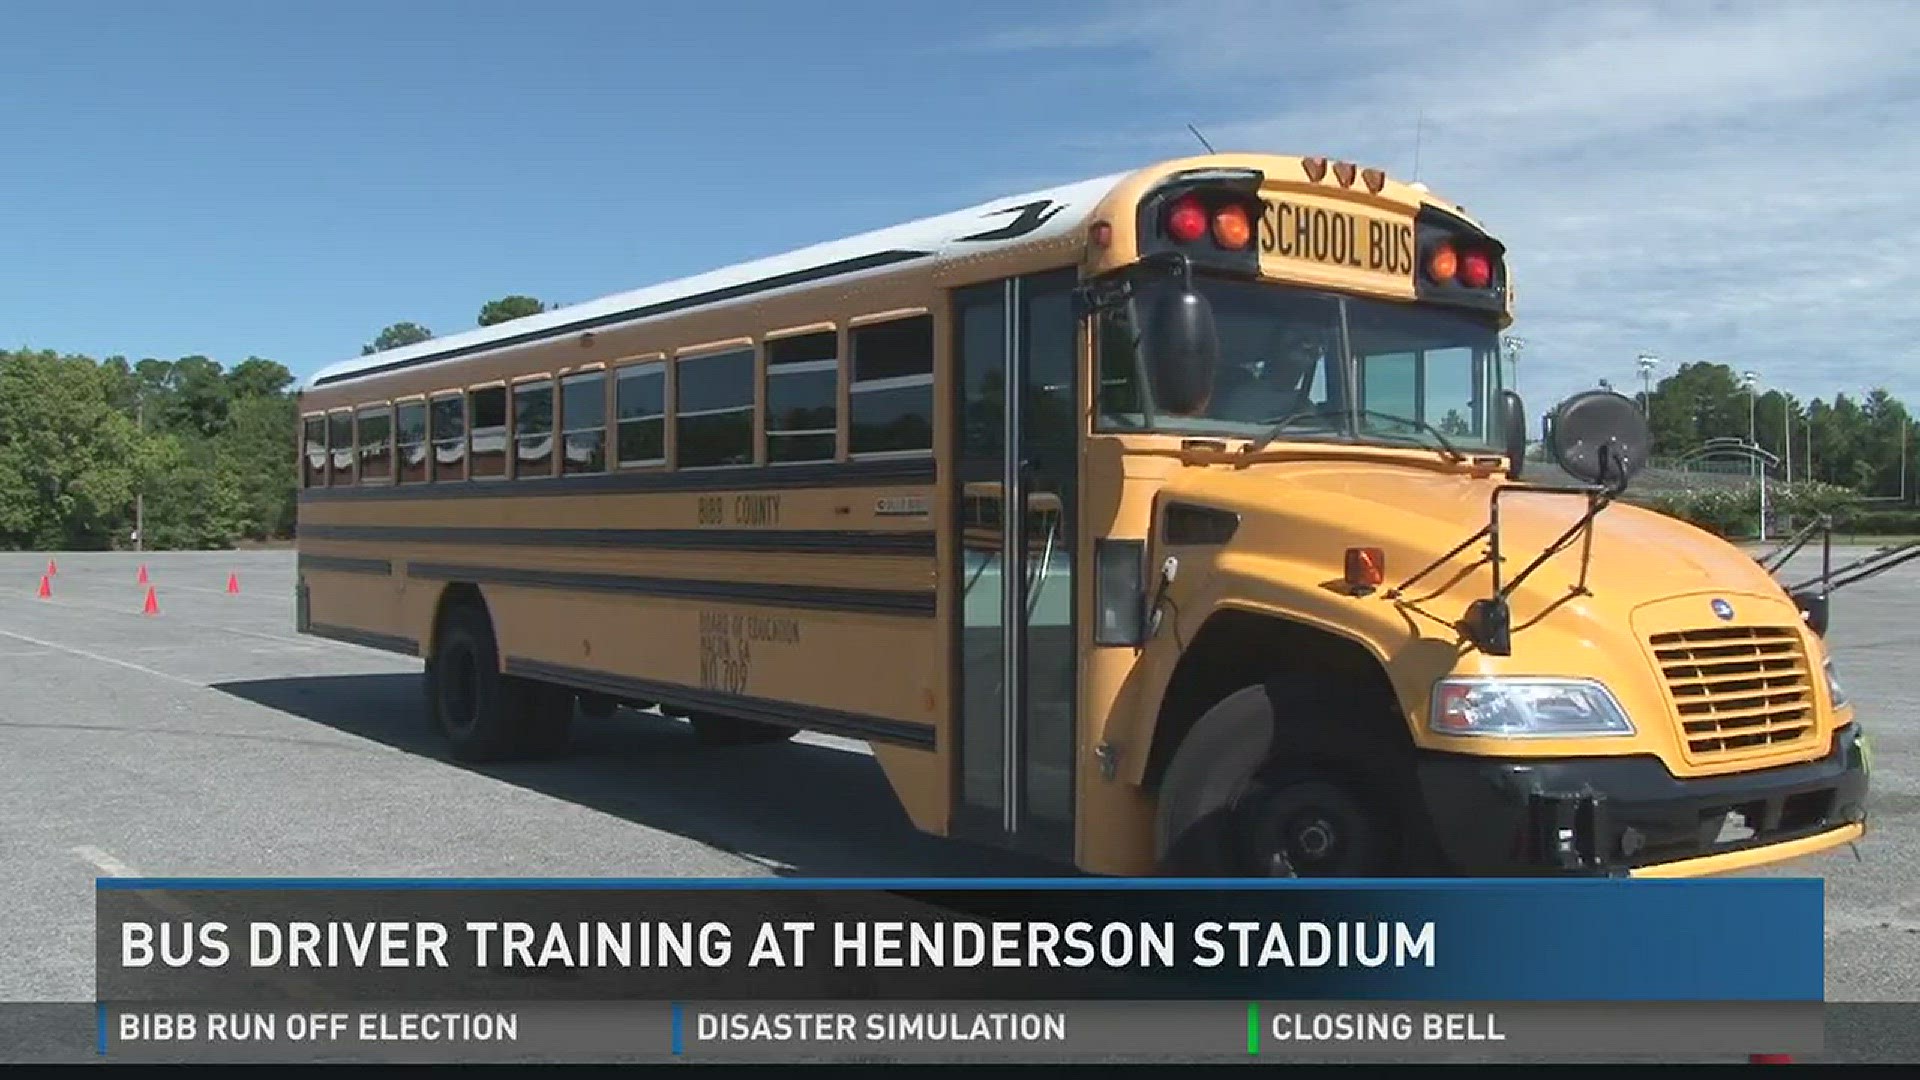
[504,657,938,751]
[296,456,935,503]
[407,561,935,617]
[298,524,935,556]
[311,249,934,387]
[305,622,419,656]
[296,554,394,576]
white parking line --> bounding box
[72,845,144,878]
[0,628,204,689]
[71,844,335,1000]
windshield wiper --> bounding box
[1243,410,1341,454]
[1351,410,1466,462]
[1243,408,1464,460]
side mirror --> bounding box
[1791,588,1830,636]
[1496,389,1527,480]
[1464,596,1512,656]
[1139,281,1218,416]
[1548,390,1650,491]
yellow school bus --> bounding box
[295,153,1869,877]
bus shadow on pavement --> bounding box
[210,673,1068,880]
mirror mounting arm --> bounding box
[1073,252,1196,318]
[1463,482,1615,656]
[1134,250,1195,289]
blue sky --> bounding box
[4,0,1917,413]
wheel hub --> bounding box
[1293,818,1336,859]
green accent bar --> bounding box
[1246,1001,1259,1055]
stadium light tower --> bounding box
[1742,370,1768,542]
[1501,335,1526,396]
[1635,353,1659,414]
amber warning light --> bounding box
[1345,547,1386,592]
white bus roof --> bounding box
[305,172,1128,390]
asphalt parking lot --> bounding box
[1,546,1913,1013]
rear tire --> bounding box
[426,601,571,761]
[689,712,798,746]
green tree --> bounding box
[99,356,139,414]
[141,432,245,549]
[217,394,299,538]
[0,350,150,549]
[226,357,295,399]
[478,296,546,327]
[362,322,433,355]
[163,355,231,437]
[1646,362,1747,455]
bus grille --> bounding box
[1649,626,1818,760]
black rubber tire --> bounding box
[689,712,798,746]
[426,603,529,763]
[1237,769,1383,876]
[1155,683,1397,877]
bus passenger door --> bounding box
[950,270,1079,861]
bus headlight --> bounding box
[1824,657,1849,710]
[1431,678,1635,738]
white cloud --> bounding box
[980,0,1920,412]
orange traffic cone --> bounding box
[225,572,240,595]
[37,574,51,599]
[45,558,57,577]
[142,586,159,616]
[137,564,149,585]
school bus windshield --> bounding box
[1097,278,1505,452]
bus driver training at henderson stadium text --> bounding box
[121,918,1439,971]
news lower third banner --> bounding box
[94,878,1825,1062]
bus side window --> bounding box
[849,314,934,456]
[765,330,837,464]
[513,378,556,479]
[616,361,667,467]
[676,348,755,468]
[1096,309,1148,428]
[395,401,428,483]
[560,370,607,474]
[302,416,327,488]
[327,410,354,486]
[356,404,393,484]
[430,392,466,482]
[469,386,507,478]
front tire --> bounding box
[1156,683,1394,877]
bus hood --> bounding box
[1177,458,1787,619]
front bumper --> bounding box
[1415,724,1870,876]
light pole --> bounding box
[1501,335,1526,398]
[1636,353,1658,415]
[1782,394,1792,484]
[1742,370,1767,542]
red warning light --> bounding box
[1165,197,1207,243]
